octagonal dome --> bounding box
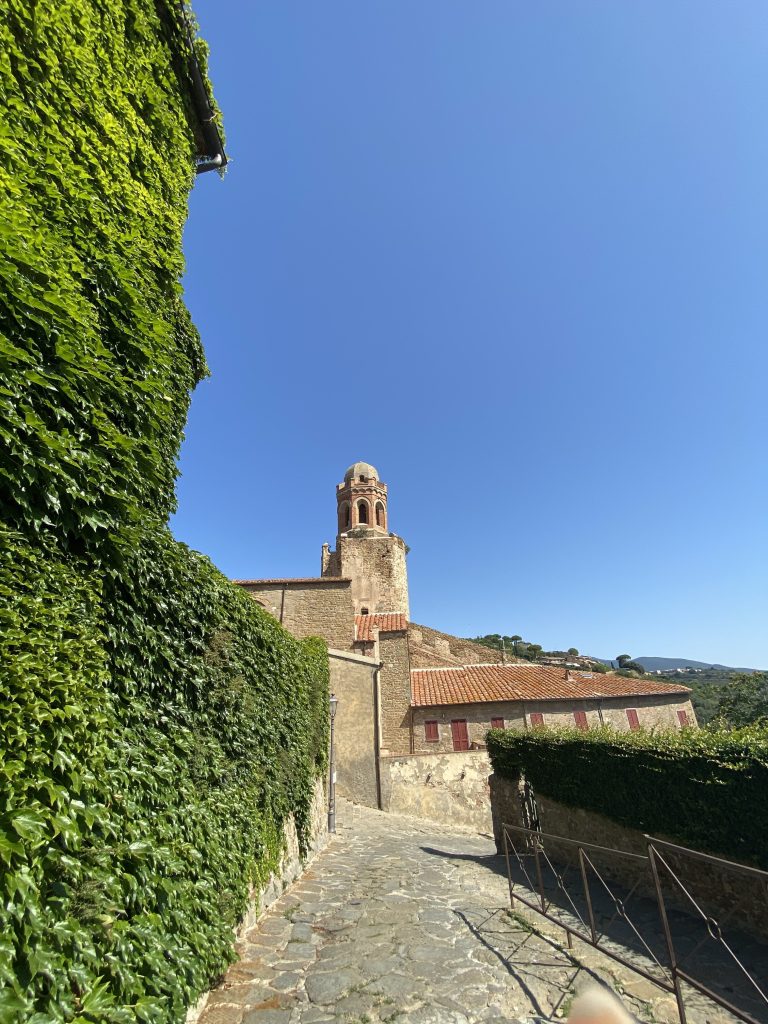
[344,461,379,483]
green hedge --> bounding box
[487,726,768,869]
[1,3,329,1022]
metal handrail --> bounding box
[501,821,768,1024]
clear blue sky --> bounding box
[174,1,768,668]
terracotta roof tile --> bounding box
[410,664,691,707]
[355,613,408,642]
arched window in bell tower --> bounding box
[357,500,369,525]
[339,502,350,531]
[375,501,386,529]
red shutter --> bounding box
[626,709,640,731]
[451,720,469,751]
[529,712,544,727]
[574,710,588,732]
[677,709,689,727]
[425,720,439,742]
[490,717,505,730]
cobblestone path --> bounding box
[197,801,636,1024]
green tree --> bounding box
[616,654,632,667]
[567,647,579,656]
[715,672,768,727]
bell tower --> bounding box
[321,462,409,617]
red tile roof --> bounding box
[355,613,408,642]
[410,664,691,707]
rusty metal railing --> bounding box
[501,822,768,1024]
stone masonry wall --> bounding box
[331,533,409,617]
[412,702,525,754]
[489,773,767,940]
[378,631,412,755]
[238,580,355,652]
[329,649,380,809]
[411,694,695,755]
[408,623,506,668]
[380,751,493,833]
[187,776,328,1022]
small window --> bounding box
[359,475,365,481]
[574,710,588,732]
[425,720,439,742]
[357,501,368,525]
[490,717,505,730]
[529,712,544,727]
[360,607,369,615]
[677,709,689,727]
[626,708,640,731]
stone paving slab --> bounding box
[197,801,742,1024]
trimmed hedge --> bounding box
[1,3,329,1022]
[487,726,768,869]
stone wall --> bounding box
[378,631,412,755]
[408,623,506,668]
[412,702,525,753]
[411,693,695,754]
[380,751,493,833]
[329,648,381,809]
[328,532,409,617]
[238,579,354,652]
[186,776,328,1022]
[520,693,697,731]
[489,773,768,940]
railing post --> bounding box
[578,847,598,945]
[533,836,547,914]
[503,826,516,910]
[647,839,688,1024]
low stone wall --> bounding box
[187,777,328,1022]
[380,751,493,833]
[489,773,768,940]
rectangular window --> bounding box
[451,719,469,751]
[490,717,505,730]
[529,712,544,727]
[574,710,588,732]
[424,720,439,743]
[677,709,689,727]
[626,708,640,731]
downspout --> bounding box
[373,663,383,810]
[279,584,287,624]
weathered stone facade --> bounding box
[377,630,412,756]
[328,649,380,808]
[325,531,409,618]
[379,751,493,833]
[411,693,696,754]
[408,623,506,668]
[236,578,354,652]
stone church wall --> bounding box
[238,579,354,652]
[408,623,506,668]
[331,533,409,616]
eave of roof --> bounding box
[234,578,352,586]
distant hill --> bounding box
[634,657,760,673]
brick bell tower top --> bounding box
[321,461,409,617]
[336,461,388,533]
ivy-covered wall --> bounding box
[0,4,329,1022]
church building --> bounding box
[235,462,695,808]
